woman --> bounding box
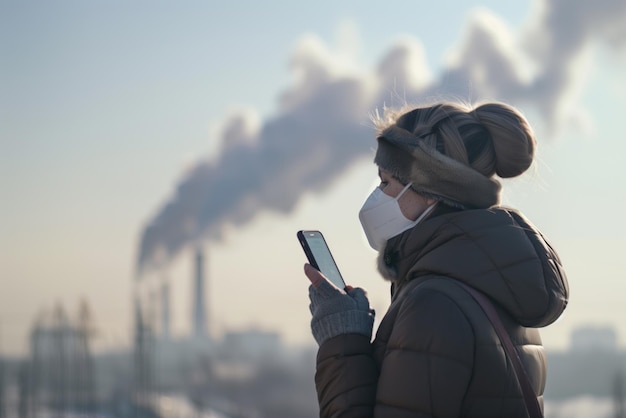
[304,101,569,417]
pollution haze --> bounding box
[2,0,626,356]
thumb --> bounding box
[304,263,326,288]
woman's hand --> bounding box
[304,263,332,288]
[304,263,375,346]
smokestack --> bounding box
[161,282,170,339]
[193,247,208,339]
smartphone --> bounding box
[297,230,346,290]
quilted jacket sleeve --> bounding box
[314,285,475,418]
[315,333,379,417]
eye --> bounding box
[379,180,389,189]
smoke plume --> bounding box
[137,0,626,273]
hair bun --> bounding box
[474,102,536,178]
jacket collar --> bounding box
[380,203,461,296]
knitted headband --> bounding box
[374,125,502,209]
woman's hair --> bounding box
[375,101,536,180]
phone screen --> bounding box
[298,230,346,289]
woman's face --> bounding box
[378,169,435,221]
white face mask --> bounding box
[358,183,437,251]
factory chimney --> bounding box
[161,282,170,339]
[193,247,208,339]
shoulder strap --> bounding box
[455,281,543,418]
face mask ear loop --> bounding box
[394,183,413,202]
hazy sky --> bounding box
[2,0,626,356]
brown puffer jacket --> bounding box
[314,207,569,417]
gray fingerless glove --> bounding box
[308,279,375,346]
